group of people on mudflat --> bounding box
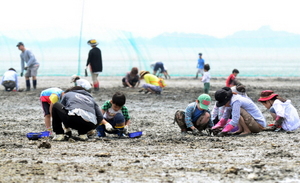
[1,41,299,140]
[175,66,300,137]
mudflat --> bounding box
[1,76,300,182]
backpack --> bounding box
[173,110,187,130]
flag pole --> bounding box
[77,0,85,75]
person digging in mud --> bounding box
[210,104,231,135]
[70,74,92,92]
[96,91,131,137]
[1,68,21,92]
[51,86,103,141]
[150,61,170,79]
[258,90,300,132]
[139,70,165,94]
[40,88,65,135]
[181,94,213,135]
[215,87,266,137]
[122,67,140,88]
[211,83,248,133]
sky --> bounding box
[0,0,299,41]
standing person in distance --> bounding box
[201,64,211,94]
[195,53,205,79]
[86,39,102,92]
[16,42,39,91]
[226,69,239,87]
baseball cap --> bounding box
[16,42,24,47]
[197,94,211,110]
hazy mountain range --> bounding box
[1,26,300,48]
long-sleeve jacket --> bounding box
[20,50,39,71]
[272,99,300,131]
[86,47,102,72]
[61,90,103,125]
[223,94,266,127]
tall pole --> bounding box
[77,0,85,75]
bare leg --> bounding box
[238,116,252,135]
[270,112,276,120]
[44,114,51,129]
[194,112,210,131]
[240,108,262,133]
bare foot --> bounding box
[238,132,252,137]
[230,130,242,135]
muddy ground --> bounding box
[1,76,300,183]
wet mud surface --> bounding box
[1,76,300,182]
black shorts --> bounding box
[42,102,50,116]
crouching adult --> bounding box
[215,87,266,137]
[181,94,212,135]
[1,68,20,91]
[52,86,103,141]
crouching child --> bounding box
[96,92,130,137]
[174,94,213,135]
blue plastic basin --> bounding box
[128,131,143,138]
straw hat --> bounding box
[139,70,150,77]
[87,39,98,46]
[258,90,278,102]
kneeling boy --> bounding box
[96,92,130,137]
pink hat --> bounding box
[258,90,278,102]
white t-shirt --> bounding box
[103,108,122,120]
[273,99,300,131]
[75,79,91,90]
[201,71,210,83]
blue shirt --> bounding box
[192,107,204,122]
[197,58,205,69]
[185,102,213,128]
